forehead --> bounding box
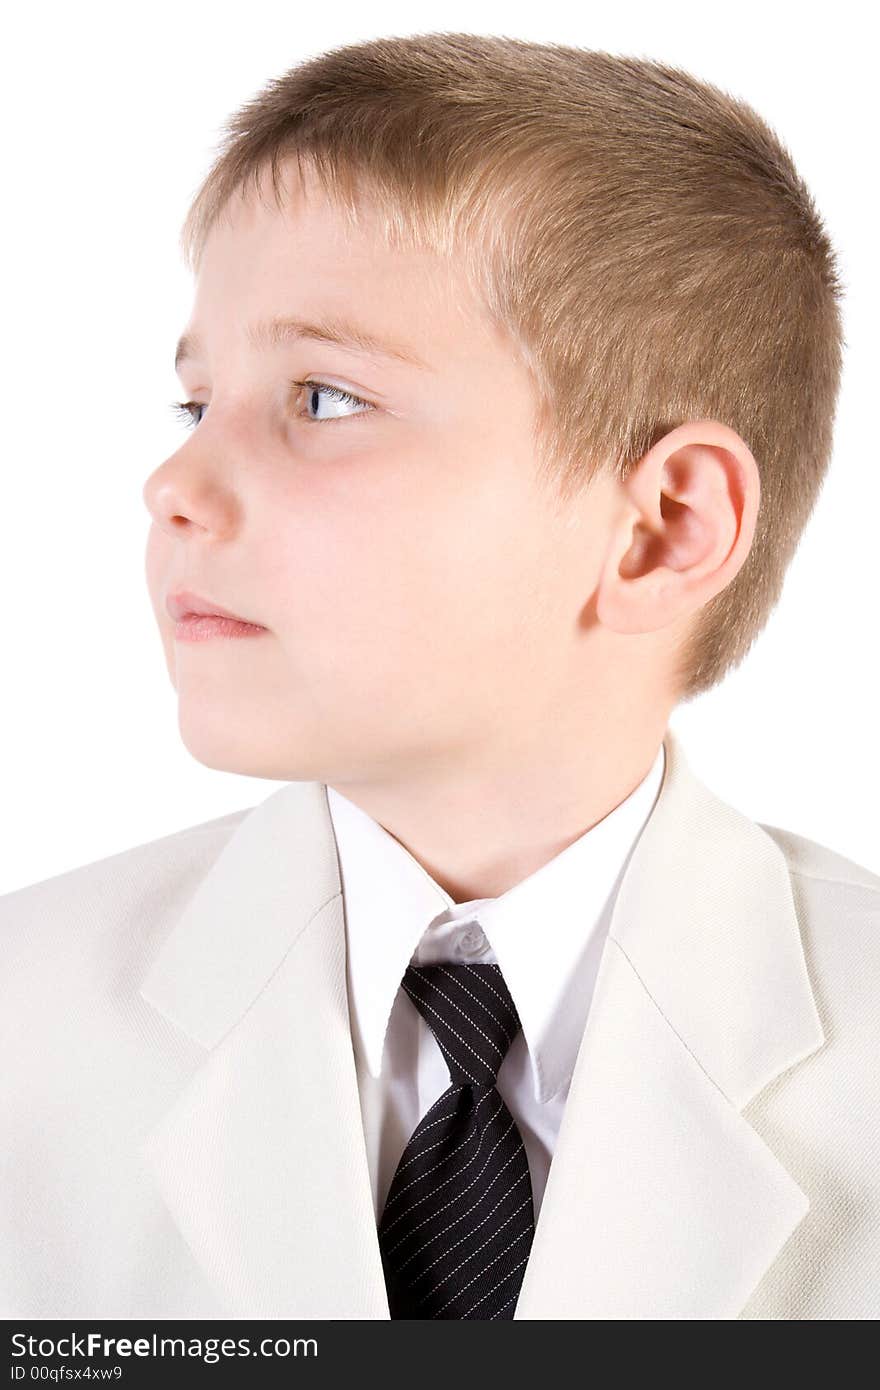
[187,173,483,355]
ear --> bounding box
[596,420,761,636]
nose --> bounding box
[142,406,248,540]
[142,459,191,535]
[141,445,230,539]
[142,454,178,512]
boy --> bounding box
[2,32,878,1320]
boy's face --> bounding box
[144,167,622,788]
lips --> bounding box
[166,589,265,627]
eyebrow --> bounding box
[174,314,431,373]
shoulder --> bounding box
[742,823,880,1318]
[758,820,880,1039]
[0,805,258,1132]
[759,822,880,897]
[759,820,880,957]
[0,804,254,968]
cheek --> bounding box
[270,508,467,682]
[270,443,543,658]
[285,520,438,629]
[294,513,515,670]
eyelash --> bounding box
[168,378,374,430]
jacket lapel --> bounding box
[139,726,825,1319]
[514,727,826,1318]
[138,779,388,1318]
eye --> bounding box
[169,400,205,429]
[290,378,374,423]
[168,379,375,431]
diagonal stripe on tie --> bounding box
[377,962,536,1319]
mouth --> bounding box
[166,589,269,641]
[166,589,265,625]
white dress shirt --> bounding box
[328,741,666,1226]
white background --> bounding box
[1,0,876,891]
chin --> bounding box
[174,718,316,783]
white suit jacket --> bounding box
[2,726,879,1320]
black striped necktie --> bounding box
[377,961,536,1319]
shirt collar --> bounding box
[328,741,666,1104]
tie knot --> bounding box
[401,962,522,1088]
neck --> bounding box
[328,708,671,903]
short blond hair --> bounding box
[180,32,845,701]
